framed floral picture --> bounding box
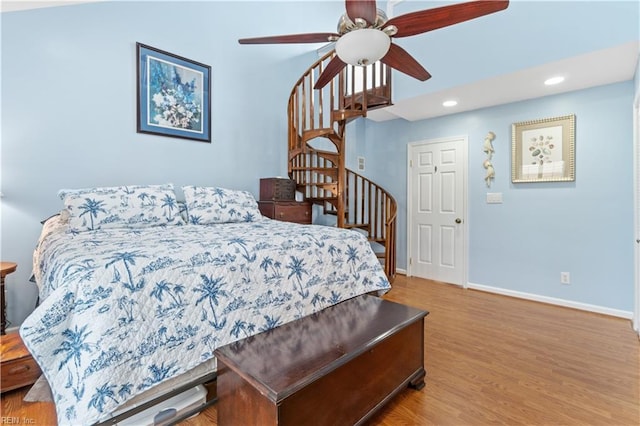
[511,114,575,183]
[136,43,211,142]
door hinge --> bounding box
[409,257,412,265]
[409,160,413,167]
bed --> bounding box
[19,184,391,425]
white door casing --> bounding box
[407,136,467,286]
[633,92,640,334]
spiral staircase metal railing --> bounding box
[286,51,397,281]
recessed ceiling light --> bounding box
[443,100,458,107]
[544,76,565,86]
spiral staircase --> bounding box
[286,51,397,281]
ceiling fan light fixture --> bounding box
[382,25,398,37]
[335,29,391,66]
[354,17,368,29]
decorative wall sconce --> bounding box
[483,131,496,187]
[483,160,495,188]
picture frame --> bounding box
[511,114,575,183]
[136,43,211,142]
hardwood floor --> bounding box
[2,276,638,425]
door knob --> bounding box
[455,218,462,224]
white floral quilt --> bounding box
[21,216,390,425]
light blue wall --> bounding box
[0,1,329,326]
[359,81,635,311]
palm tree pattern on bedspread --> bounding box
[21,215,390,425]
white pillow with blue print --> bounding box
[60,184,184,232]
[182,185,261,224]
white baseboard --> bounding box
[396,268,407,275]
[467,282,634,319]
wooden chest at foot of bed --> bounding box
[214,295,428,426]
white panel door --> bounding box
[408,137,466,285]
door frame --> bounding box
[406,135,469,287]
[633,90,639,334]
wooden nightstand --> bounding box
[1,261,17,335]
[1,332,41,393]
[0,262,42,393]
[258,201,312,224]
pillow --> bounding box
[177,201,189,223]
[60,184,184,232]
[182,186,261,224]
[40,212,60,225]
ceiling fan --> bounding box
[239,0,509,90]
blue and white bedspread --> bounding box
[21,216,390,425]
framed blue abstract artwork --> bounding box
[136,43,211,142]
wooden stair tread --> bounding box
[302,128,335,142]
[307,196,338,203]
[302,182,337,187]
[289,167,338,175]
[332,109,366,122]
[345,95,392,110]
[309,149,339,161]
[344,223,370,231]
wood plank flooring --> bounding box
[2,276,638,425]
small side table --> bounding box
[1,262,17,335]
[1,332,42,393]
[0,262,42,393]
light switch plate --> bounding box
[486,192,503,204]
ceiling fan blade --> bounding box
[381,44,431,81]
[314,55,347,89]
[239,33,339,44]
[386,0,509,38]
[346,0,378,26]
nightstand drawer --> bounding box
[1,333,42,393]
[258,201,311,224]
[274,204,311,223]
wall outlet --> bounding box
[560,272,570,284]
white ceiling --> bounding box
[0,0,102,12]
[2,0,638,124]
[367,40,639,122]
